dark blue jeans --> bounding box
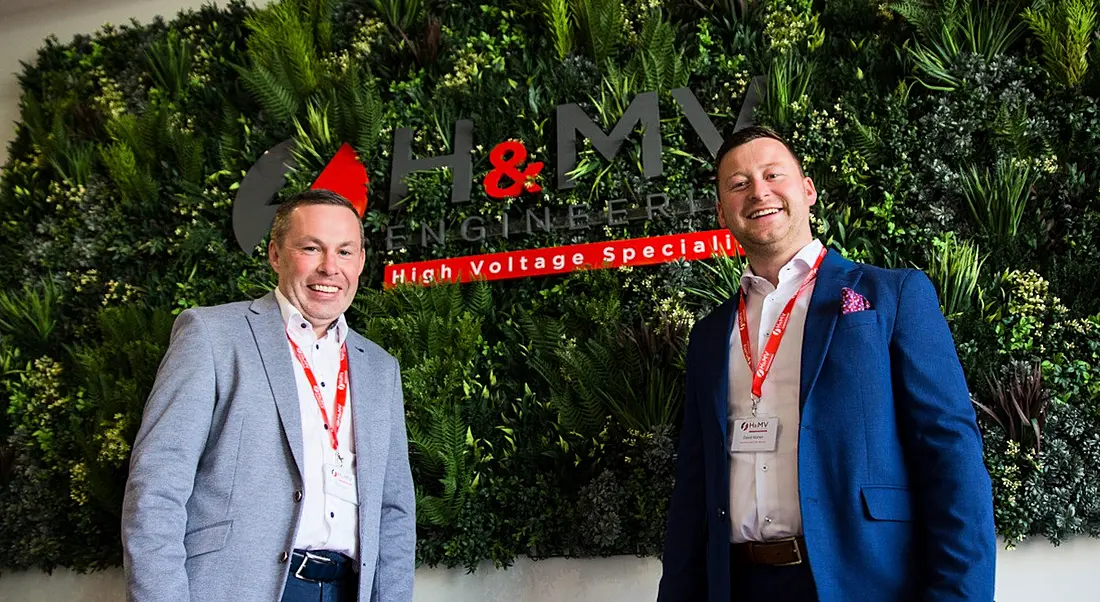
[281,573,357,602]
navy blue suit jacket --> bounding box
[657,250,996,602]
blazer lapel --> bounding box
[346,331,385,500]
[799,250,861,410]
[247,292,305,480]
[709,296,738,443]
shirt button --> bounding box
[330,512,335,518]
[315,344,320,350]
[321,382,326,388]
[293,490,303,502]
[761,464,769,472]
[301,323,308,329]
[279,551,289,563]
[765,516,773,523]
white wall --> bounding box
[2,538,1100,602]
[0,0,246,166]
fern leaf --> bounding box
[168,127,204,185]
[467,282,492,315]
[888,0,938,38]
[851,119,883,166]
[543,0,574,60]
[573,0,623,67]
[416,494,452,526]
[282,18,319,95]
[359,77,383,159]
[100,142,157,205]
[218,106,242,170]
[238,63,300,125]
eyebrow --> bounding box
[300,237,359,248]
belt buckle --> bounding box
[293,551,333,582]
[770,536,802,566]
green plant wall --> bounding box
[2,0,1100,573]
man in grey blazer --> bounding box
[122,190,415,602]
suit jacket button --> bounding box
[718,509,726,518]
[294,490,303,502]
[279,552,289,563]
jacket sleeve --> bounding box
[371,359,416,602]
[890,270,997,601]
[656,332,709,602]
[121,309,217,602]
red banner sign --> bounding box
[384,229,743,286]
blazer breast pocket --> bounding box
[184,520,233,558]
[861,486,913,522]
[837,310,879,330]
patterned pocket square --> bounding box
[841,287,872,315]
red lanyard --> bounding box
[737,247,827,403]
[287,335,349,452]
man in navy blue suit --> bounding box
[656,126,996,602]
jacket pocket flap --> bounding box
[861,486,913,522]
[838,310,878,328]
[184,520,232,558]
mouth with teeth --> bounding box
[307,283,340,295]
[747,207,783,220]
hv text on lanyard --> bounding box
[288,335,358,505]
[730,247,827,454]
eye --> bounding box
[302,245,319,252]
[766,172,784,180]
[729,180,748,191]
[338,249,354,257]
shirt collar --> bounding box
[740,239,824,292]
[274,287,348,346]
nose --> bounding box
[318,250,339,275]
[748,174,765,196]
[747,176,769,202]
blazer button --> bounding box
[718,509,727,518]
[279,552,289,563]
[293,490,303,502]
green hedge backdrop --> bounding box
[2,0,1100,574]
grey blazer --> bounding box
[122,292,415,602]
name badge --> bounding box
[323,452,358,506]
[730,416,779,453]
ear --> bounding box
[803,176,818,206]
[716,202,728,229]
[268,239,281,271]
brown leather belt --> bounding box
[730,536,806,566]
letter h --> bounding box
[389,119,474,207]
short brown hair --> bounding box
[714,125,804,176]
[269,189,364,248]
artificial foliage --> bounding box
[1,0,1100,574]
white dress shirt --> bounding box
[275,288,359,560]
[727,239,823,543]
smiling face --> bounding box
[268,203,365,337]
[716,136,817,262]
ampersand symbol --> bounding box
[483,140,543,198]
